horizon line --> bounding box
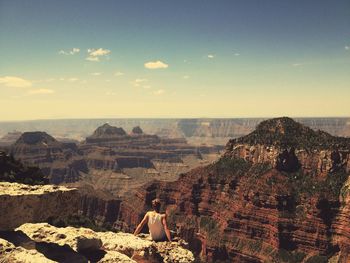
[1,116,350,123]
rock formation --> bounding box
[225,117,350,177]
[119,117,350,262]
[0,182,79,231]
[131,126,143,135]
[0,182,194,262]
[10,132,88,184]
[0,238,55,263]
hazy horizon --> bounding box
[1,116,350,123]
[1,0,350,121]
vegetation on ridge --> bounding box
[233,117,350,149]
[0,151,49,185]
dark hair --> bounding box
[152,198,161,213]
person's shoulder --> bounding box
[161,213,167,219]
[144,211,151,217]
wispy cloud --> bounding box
[86,48,111,62]
[86,56,99,62]
[234,53,240,56]
[91,72,102,76]
[114,71,124,77]
[207,54,215,59]
[144,60,169,69]
[0,76,32,88]
[345,46,350,51]
[28,88,55,94]
[183,75,190,79]
[153,89,165,95]
[68,78,79,82]
[131,78,148,87]
[59,48,80,55]
[292,63,303,67]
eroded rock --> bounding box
[12,223,194,263]
[0,182,79,231]
[16,223,102,252]
[0,238,55,263]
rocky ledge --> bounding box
[0,182,79,231]
[0,182,194,262]
[0,223,194,262]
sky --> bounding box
[0,0,349,121]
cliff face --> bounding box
[0,182,79,231]
[121,118,350,262]
[225,117,350,176]
[10,132,88,184]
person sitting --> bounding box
[133,198,172,242]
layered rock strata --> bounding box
[119,118,350,262]
[10,132,88,184]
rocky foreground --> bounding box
[0,182,194,263]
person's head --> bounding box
[151,198,161,213]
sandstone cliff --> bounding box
[0,182,79,231]
[120,117,350,262]
[10,132,88,184]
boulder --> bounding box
[0,182,79,231]
[0,238,55,263]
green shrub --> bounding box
[305,255,328,263]
[275,249,306,263]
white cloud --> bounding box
[207,54,215,59]
[234,53,240,56]
[131,78,148,87]
[59,48,80,55]
[183,75,190,79]
[153,89,165,95]
[114,71,124,77]
[86,56,99,62]
[292,63,303,67]
[0,76,32,88]
[88,48,110,56]
[91,72,102,76]
[345,46,350,50]
[86,48,111,62]
[68,78,79,82]
[28,89,55,94]
[144,60,169,69]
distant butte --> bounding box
[131,126,143,135]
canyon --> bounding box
[2,124,221,195]
[1,118,349,145]
[116,117,350,262]
[1,117,350,262]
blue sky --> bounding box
[0,0,349,120]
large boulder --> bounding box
[17,223,102,252]
[0,182,79,230]
[0,238,55,263]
